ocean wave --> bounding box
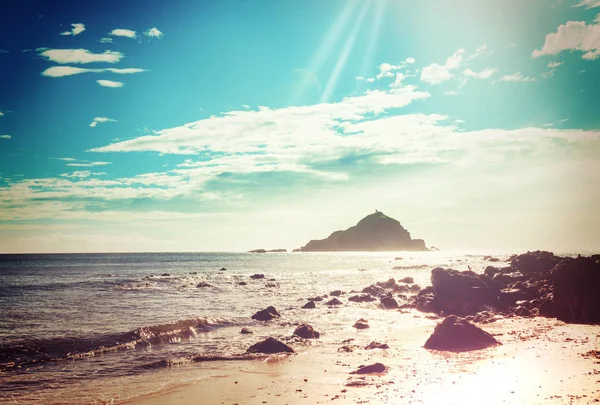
[141,353,267,369]
[0,317,235,371]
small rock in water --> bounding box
[302,301,316,309]
[246,337,294,354]
[250,274,265,279]
[240,327,253,334]
[293,324,320,339]
[196,282,213,288]
[399,277,414,284]
[380,296,399,309]
[251,306,280,321]
[237,281,248,286]
[160,273,170,277]
[308,296,323,302]
[353,321,369,330]
[350,362,388,375]
[365,341,389,350]
[326,298,343,306]
[329,290,344,296]
[219,267,227,271]
[348,293,376,303]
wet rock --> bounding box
[240,327,253,334]
[196,282,213,288]
[538,295,556,318]
[471,311,497,324]
[352,321,369,329]
[250,274,265,279]
[512,306,532,317]
[483,266,510,278]
[293,324,320,339]
[414,286,439,313]
[237,281,247,286]
[431,268,498,315]
[424,315,500,352]
[409,284,421,293]
[362,284,386,297]
[219,267,227,271]
[510,251,561,276]
[380,296,399,309]
[350,362,388,375]
[554,256,600,323]
[348,294,376,303]
[251,306,280,321]
[330,290,344,296]
[308,296,323,302]
[376,278,397,289]
[326,298,343,306]
[394,284,409,293]
[246,337,294,354]
[497,288,530,310]
[493,272,524,285]
[365,341,389,350]
[160,273,170,277]
[302,301,316,309]
[399,277,414,284]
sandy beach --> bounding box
[125,315,600,405]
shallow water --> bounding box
[0,250,583,404]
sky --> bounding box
[0,0,599,253]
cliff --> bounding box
[300,211,427,252]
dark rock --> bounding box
[292,248,301,252]
[240,327,253,334]
[554,256,600,323]
[350,362,388,374]
[301,301,316,309]
[348,294,376,303]
[300,211,427,252]
[196,282,213,288]
[338,345,355,353]
[471,311,497,324]
[246,337,294,354]
[380,296,399,309]
[353,321,369,329]
[497,288,530,310]
[483,266,505,278]
[510,251,561,275]
[414,286,439,313]
[365,341,389,350]
[250,274,265,279]
[492,272,524,285]
[326,298,343,306]
[376,278,397,289]
[394,257,403,260]
[424,315,501,352]
[512,306,532,317]
[267,249,287,252]
[248,249,267,253]
[409,284,421,293]
[431,268,498,315]
[219,267,227,271]
[329,290,344,296]
[237,281,247,286]
[394,284,409,293]
[308,296,323,302]
[538,295,556,318]
[484,255,500,262]
[251,306,280,321]
[399,277,414,284]
[160,273,170,277]
[362,284,387,297]
[265,282,278,288]
[293,324,320,339]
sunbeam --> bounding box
[359,0,387,80]
[320,0,371,103]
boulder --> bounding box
[409,284,421,294]
[497,288,530,310]
[219,267,227,271]
[492,272,524,285]
[246,337,294,354]
[240,327,253,334]
[414,287,439,313]
[380,296,399,309]
[431,268,498,315]
[301,301,316,309]
[399,277,414,284]
[348,294,376,303]
[362,284,387,297]
[365,341,389,350]
[376,278,397,289]
[424,315,500,352]
[251,306,280,321]
[250,274,265,279]
[308,296,323,302]
[237,281,248,286]
[293,324,320,339]
[329,290,344,296]
[353,321,369,329]
[510,251,561,276]
[553,256,600,323]
[326,298,343,306]
[350,362,388,374]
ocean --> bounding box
[0,251,546,404]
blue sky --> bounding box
[0,0,599,253]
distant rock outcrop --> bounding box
[300,211,427,252]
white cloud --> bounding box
[110,29,137,38]
[376,62,402,79]
[405,57,415,64]
[97,80,124,88]
[89,117,117,127]
[533,17,600,60]
[500,72,537,82]
[99,38,113,44]
[420,48,465,84]
[0,134,11,139]
[355,76,365,81]
[462,68,498,79]
[66,162,111,167]
[574,0,600,8]
[144,27,164,39]
[389,73,405,88]
[548,61,563,68]
[444,90,461,96]
[60,171,92,178]
[366,78,375,83]
[39,49,123,64]
[467,44,491,61]
[42,66,145,78]
[60,23,85,36]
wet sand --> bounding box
[124,314,600,405]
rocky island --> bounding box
[300,211,427,252]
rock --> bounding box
[251,306,280,321]
[414,286,439,313]
[240,327,253,334]
[365,341,389,350]
[483,255,500,262]
[362,284,387,297]
[248,249,267,253]
[424,315,500,352]
[293,324,320,339]
[160,273,170,277]
[246,337,294,354]
[510,251,561,275]
[350,362,388,374]
[219,267,227,271]
[394,257,403,260]
[399,277,414,284]
[237,281,247,286]
[348,294,376,303]
[196,282,213,288]
[267,249,287,252]
[326,298,343,306]
[376,278,397,289]
[308,296,323,302]
[409,284,421,293]
[483,266,509,278]
[300,211,427,252]
[553,256,600,323]
[292,248,301,252]
[352,321,369,329]
[512,306,532,317]
[380,296,399,309]
[497,288,530,310]
[250,274,265,279]
[538,295,556,318]
[492,271,524,285]
[329,290,344,296]
[394,284,409,293]
[301,301,316,309]
[265,282,278,288]
[431,268,498,315]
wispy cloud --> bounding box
[60,171,92,178]
[462,68,498,79]
[97,80,124,88]
[39,49,123,64]
[110,29,136,38]
[66,162,112,167]
[500,72,536,82]
[42,66,145,78]
[99,38,113,44]
[0,135,11,140]
[420,48,465,84]
[89,117,117,127]
[60,23,85,36]
[144,27,164,39]
[0,49,9,54]
[574,0,600,8]
[533,15,600,60]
